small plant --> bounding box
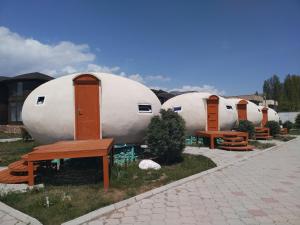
[235,120,255,139]
[265,121,280,136]
[146,109,186,164]
[295,113,300,129]
[21,127,32,141]
[282,121,294,132]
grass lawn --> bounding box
[0,131,21,139]
[248,140,276,149]
[289,129,300,135]
[0,141,38,166]
[274,135,296,142]
[0,154,216,225]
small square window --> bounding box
[173,106,182,112]
[138,104,152,113]
[226,105,233,110]
[37,96,45,105]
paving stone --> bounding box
[87,220,104,225]
[85,138,300,225]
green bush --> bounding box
[145,109,186,164]
[235,120,255,139]
[295,113,300,129]
[282,121,294,131]
[21,127,32,141]
[265,121,280,136]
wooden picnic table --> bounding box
[27,138,114,190]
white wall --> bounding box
[278,112,300,123]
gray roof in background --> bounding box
[0,76,9,82]
[0,72,53,83]
[225,94,264,102]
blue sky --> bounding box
[0,0,299,95]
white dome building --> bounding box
[258,106,280,125]
[22,73,161,144]
[161,92,238,135]
[267,107,280,122]
[227,98,263,126]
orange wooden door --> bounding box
[237,104,247,121]
[74,75,100,140]
[261,108,268,127]
[237,100,248,121]
[207,96,219,131]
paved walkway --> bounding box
[0,201,42,225]
[0,138,22,143]
[87,138,300,225]
[184,138,284,167]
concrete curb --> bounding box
[0,138,22,143]
[0,201,42,225]
[62,137,300,225]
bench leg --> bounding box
[103,155,109,191]
[28,161,34,186]
[210,135,215,149]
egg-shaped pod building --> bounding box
[267,107,280,122]
[258,106,280,126]
[161,92,238,135]
[22,72,161,144]
[227,98,263,126]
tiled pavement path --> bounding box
[184,139,285,167]
[87,138,300,225]
[0,200,41,225]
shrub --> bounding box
[282,121,294,132]
[295,113,300,129]
[21,127,32,141]
[235,120,255,139]
[265,121,280,136]
[145,109,186,164]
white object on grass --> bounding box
[139,160,161,170]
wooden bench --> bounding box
[195,131,248,149]
[27,138,114,190]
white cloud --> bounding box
[127,74,145,83]
[149,84,224,95]
[0,26,224,96]
[0,26,118,76]
[87,64,120,73]
[169,85,225,95]
[61,66,77,74]
[0,26,172,86]
[145,75,171,82]
[119,72,170,84]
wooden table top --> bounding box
[30,138,114,155]
[195,130,247,136]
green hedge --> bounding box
[146,109,186,164]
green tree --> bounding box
[265,121,281,136]
[263,75,282,102]
[146,109,186,164]
[235,120,255,139]
[263,74,300,112]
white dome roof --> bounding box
[22,72,161,144]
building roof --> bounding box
[225,94,264,102]
[151,89,175,99]
[10,72,53,81]
[0,72,53,83]
[0,76,9,82]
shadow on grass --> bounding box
[248,140,276,149]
